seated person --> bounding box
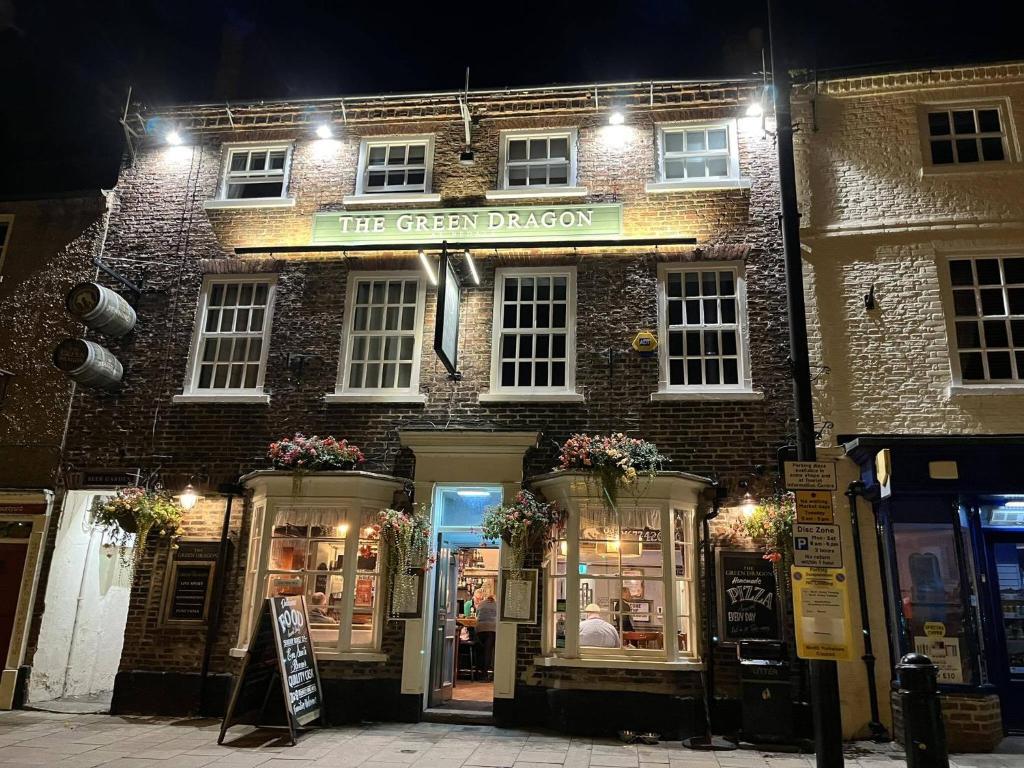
[579,602,620,648]
[308,591,338,623]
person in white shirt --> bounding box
[579,603,619,648]
[475,595,498,678]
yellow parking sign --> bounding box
[791,566,854,661]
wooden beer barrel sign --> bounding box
[66,282,137,338]
[53,338,123,389]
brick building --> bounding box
[26,78,812,738]
[0,191,108,709]
[794,62,1024,749]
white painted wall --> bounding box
[28,491,132,702]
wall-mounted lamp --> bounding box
[179,483,200,510]
[165,130,184,146]
[741,492,757,517]
[418,249,438,286]
[315,124,334,139]
[745,100,764,118]
[864,284,876,311]
[608,110,625,126]
[464,251,480,285]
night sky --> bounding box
[2,0,1021,196]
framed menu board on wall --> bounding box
[716,549,781,642]
[161,539,221,625]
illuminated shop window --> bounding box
[489,267,576,394]
[337,273,425,395]
[240,506,384,654]
[547,503,696,661]
[355,136,433,195]
[499,130,577,189]
[658,122,738,182]
[658,264,751,391]
[183,276,276,396]
[925,106,1008,166]
[947,256,1024,382]
[220,144,292,199]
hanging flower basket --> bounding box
[379,504,433,616]
[267,433,366,494]
[732,491,796,629]
[91,486,183,573]
[481,490,563,579]
[555,433,668,511]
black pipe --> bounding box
[768,0,844,763]
[199,482,244,716]
[846,481,889,741]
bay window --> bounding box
[534,472,703,664]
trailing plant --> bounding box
[379,504,433,616]
[481,490,562,578]
[555,432,668,508]
[92,486,183,572]
[732,491,796,617]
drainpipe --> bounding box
[846,481,888,741]
[61,513,99,699]
[198,483,243,716]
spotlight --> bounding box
[608,111,625,126]
[315,124,334,139]
[745,100,764,118]
[418,250,437,286]
[464,251,480,285]
[165,130,183,146]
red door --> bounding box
[0,543,28,665]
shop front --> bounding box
[845,435,1024,748]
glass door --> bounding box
[989,536,1024,731]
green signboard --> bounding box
[311,203,623,246]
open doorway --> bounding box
[28,491,132,712]
[427,486,501,715]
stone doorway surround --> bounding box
[396,430,539,709]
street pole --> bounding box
[768,1,845,765]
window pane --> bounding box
[707,157,728,177]
[960,352,984,380]
[685,131,705,152]
[550,137,569,159]
[978,109,1001,133]
[529,140,548,160]
[664,132,685,153]
[407,144,426,164]
[953,290,977,317]
[930,141,955,165]
[707,129,727,151]
[988,351,1012,379]
[685,158,706,178]
[981,138,1005,161]
[952,110,976,134]
[368,146,386,165]
[949,260,974,286]
[928,112,950,137]
[956,321,981,349]
[976,259,1001,285]
[956,139,979,163]
[664,160,685,179]
[508,140,527,161]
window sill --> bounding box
[650,389,764,402]
[922,163,1021,177]
[342,193,442,206]
[533,655,703,672]
[645,179,752,193]
[324,392,427,404]
[947,384,1024,397]
[229,646,387,663]
[203,197,296,210]
[172,393,271,404]
[484,187,589,201]
[478,392,586,403]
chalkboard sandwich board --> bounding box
[716,549,781,643]
[219,596,325,746]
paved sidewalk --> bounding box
[1,711,1021,768]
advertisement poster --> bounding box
[717,550,780,642]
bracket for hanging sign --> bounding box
[93,257,145,300]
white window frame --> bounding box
[237,501,386,657]
[647,121,748,193]
[328,271,427,403]
[941,253,1024,390]
[204,142,295,209]
[491,128,583,196]
[0,214,12,276]
[485,266,579,400]
[353,135,435,197]
[544,505,698,663]
[919,99,1018,173]
[175,274,277,404]
[655,262,754,397]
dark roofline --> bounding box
[792,56,1024,85]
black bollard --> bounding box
[897,653,949,768]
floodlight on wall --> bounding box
[464,251,480,285]
[608,111,625,126]
[165,130,184,146]
[315,124,334,139]
[745,100,764,118]
[418,250,438,286]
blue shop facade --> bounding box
[844,435,1024,741]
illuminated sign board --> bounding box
[311,203,623,246]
